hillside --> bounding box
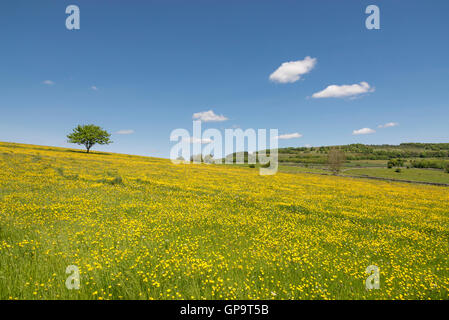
[223,143,449,185]
[1,141,449,299]
[225,143,449,165]
[276,143,449,164]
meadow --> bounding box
[0,142,448,300]
[275,165,449,185]
[343,167,449,185]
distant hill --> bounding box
[225,143,449,165]
[275,143,449,164]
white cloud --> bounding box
[275,132,303,140]
[183,137,213,144]
[312,81,374,99]
[91,86,98,91]
[116,129,134,135]
[304,144,312,148]
[42,80,54,85]
[378,122,399,128]
[352,128,376,135]
[192,110,228,122]
[269,56,317,83]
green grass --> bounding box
[343,168,449,184]
[1,142,449,300]
[278,165,329,174]
[342,160,386,168]
[231,163,449,185]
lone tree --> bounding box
[327,147,346,174]
[67,124,112,153]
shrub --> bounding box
[388,159,405,168]
[249,164,255,168]
[110,176,123,185]
[261,162,271,168]
[410,159,446,169]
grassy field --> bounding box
[274,163,449,185]
[1,141,449,300]
[343,168,449,185]
[278,165,329,175]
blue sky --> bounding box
[1,0,448,157]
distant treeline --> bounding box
[279,143,449,161]
[409,159,449,170]
[220,143,449,167]
[386,158,449,172]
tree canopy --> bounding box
[67,124,112,153]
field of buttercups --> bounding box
[0,142,448,299]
